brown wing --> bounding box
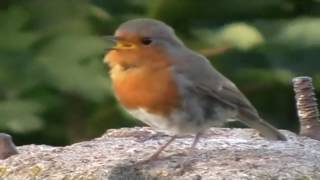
[171,49,286,140]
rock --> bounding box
[0,133,18,160]
[1,127,320,179]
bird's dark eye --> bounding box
[141,37,152,45]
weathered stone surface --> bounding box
[1,127,320,180]
[0,133,18,160]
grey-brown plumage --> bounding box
[169,48,286,140]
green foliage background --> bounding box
[0,0,319,145]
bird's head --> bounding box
[104,18,184,70]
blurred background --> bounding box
[0,0,319,146]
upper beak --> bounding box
[104,35,118,42]
[104,35,118,51]
[104,35,136,51]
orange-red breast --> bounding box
[104,18,286,161]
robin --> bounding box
[104,18,286,161]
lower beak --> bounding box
[106,47,117,51]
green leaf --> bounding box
[214,23,265,50]
[273,17,320,48]
[0,100,44,133]
[0,7,40,51]
[237,68,294,85]
[35,35,112,101]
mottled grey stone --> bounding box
[1,127,320,180]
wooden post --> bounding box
[292,76,320,140]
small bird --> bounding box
[104,18,286,161]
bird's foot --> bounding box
[170,154,200,176]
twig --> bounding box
[198,47,231,57]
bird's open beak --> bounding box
[104,35,136,51]
[104,35,117,51]
[104,35,117,43]
[103,35,137,64]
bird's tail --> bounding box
[239,110,287,141]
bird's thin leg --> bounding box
[137,135,177,164]
[173,132,203,175]
[148,135,177,160]
[191,132,202,149]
